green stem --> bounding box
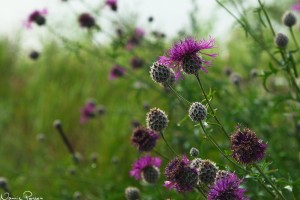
[160,131,177,156]
[258,0,275,36]
[253,164,286,200]
[167,83,191,106]
[195,186,206,198]
[199,122,244,171]
[289,27,300,52]
[153,149,170,160]
[195,74,230,139]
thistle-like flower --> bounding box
[130,156,161,184]
[197,159,218,185]
[150,62,170,84]
[24,9,48,29]
[164,156,198,192]
[131,127,159,152]
[282,11,297,27]
[146,108,168,132]
[275,33,289,48]
[78,13,95,29]
[189,102,207,122]
[190,147,199,157]
[125,186,141,200]
[131,57,144,69]
[80,100,96,124]
[106,0,118,11]
[230,127,267,165]
[158,37,217,79]
[109,65,126,80]
[207,173,248,200]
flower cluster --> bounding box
[158,37,217,79]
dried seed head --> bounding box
[190,158,202,169]
[182,56,201,75]
[125,187,141,200]
[275,33,289,48]
[282,11,297,27]
[190,147,200,157]
[189,102,207,122]
[73,191,82,200]
[142,166,160,184]
[198,160,218,185]
[0,177,8,189]
[150,62,170,83]
[29,51,39,60]
[230,73,241,86]
[53,119,62,129]
[146,108,169,132]
[215,170,231,183]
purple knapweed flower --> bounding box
[292,1,300,11]
[231,126,267,165]
[158,36,217,79]
[24,9,48,29]
[130,156,162,180]
[80,100,96,124]
[106,0,117,11]
[131,127,159,152]
[164,155,198,192]
[109,65,126,80]
[207,173,248,200]
[131,57,144,69]
[126,28,145,50]
[78,13,95,29]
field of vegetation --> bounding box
[0,0,300,199]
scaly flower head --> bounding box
[24,8,48,29]
[158,36,217,79]
[208,173,248,200]
[130,156,162,180]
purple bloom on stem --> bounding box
[131,57,144,69]
[130,156,162,180]
[109,65,126,80]
[164,155,198,192]
[126,28,145,50]
[80,100,96,124]
[231,127,267,165]
[131,127,159,152]
[158,36,217,79]
[207,173,248,200]
[24,9,48,29]
[106,0,118,11]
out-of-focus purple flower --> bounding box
[134,28,145,38]
[24,9,48,29]
[131,127,159,152]
[106,0,118,11]
[126,28,145,50]
[292,1,300,11]
[130,57,144,69]
[109,65,126,80]
[80,101,96,124]
[207,173,248,200]
[130,156,162,180]
[78,13,95,29]
[158,37,217,79]
[164,155,198,192]
[231,127,267,165]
